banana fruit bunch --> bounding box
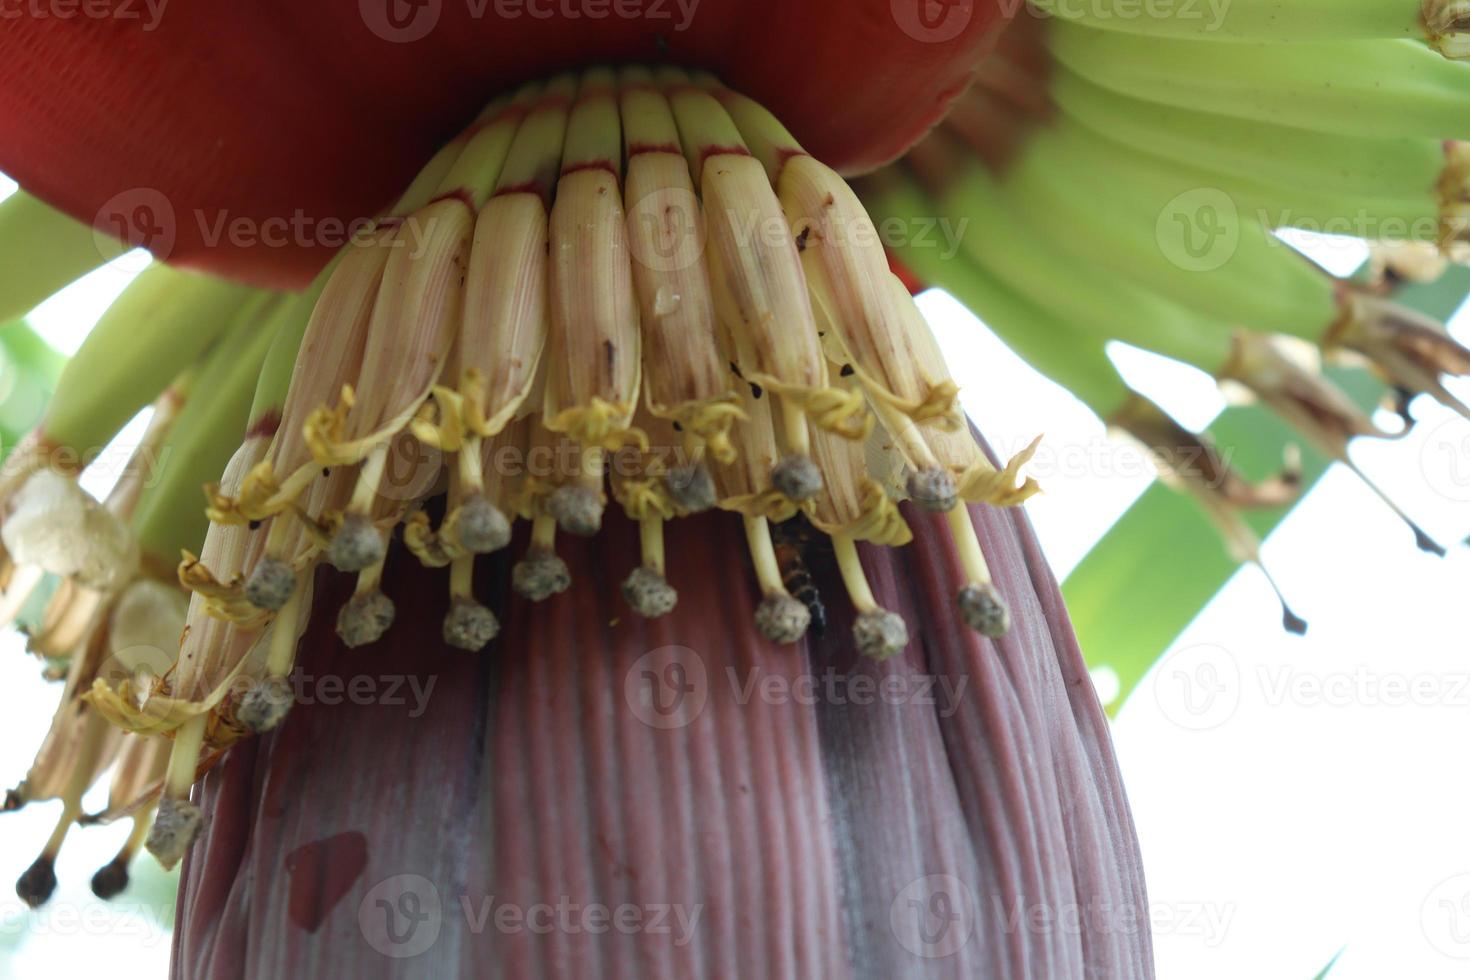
[0,67,1045,871]
[862,9,1470,631]
[0,255,289,904]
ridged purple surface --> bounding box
[171,498,1153,979]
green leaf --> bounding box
[1311,947,1346,980]
[1065,267,1470,712]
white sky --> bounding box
[1,175,1468,978]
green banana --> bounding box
[1028,0,1430,45]
[1050,67,1446,236]
[0,192,109,324]
[906,135,1238,372]
[989,119,1342,340]
[130,293,286,561]
[40,265,253,458]
[1048,22,1470,140]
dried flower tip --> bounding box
[15,856,56,908]
[237,676,294,733]
[906,467,959,512]
[1426,0,1470,59]
[548,485,604,537]
[455,495,512,554]
[958,583,1011,638]
[853,609,909,661]
[664,463,717,514]
[622,567,678,618]
[512,551,572,602]
[1370,241,1449,286]
[336,590,396,648]
[243,556,296,611]
[1329,292,1470,421]
[328,514,386,572]
[443,598,499,652]
[771,454,823,502]
[145,797,202,870]
[754,593,811,644]
[90,858,129,900]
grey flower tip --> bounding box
[237,676,294,733]
[622,567,678,618]
[146,798,203,871]
[457,495,512,554]
[512,552,572,602]
[853,609,909,660]
[336,590,396,648]
[755,593,811,644]
[243,557,296,611]
[958,583,1011,638]
[549,485,603,537]
[907,466,959,513]
[328,515,386,573]
[443,599,500,652]
[665,463,717,513]
[772,455,823,502]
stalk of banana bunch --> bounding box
[860,11,1470,633]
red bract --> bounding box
[0,0,1004,287]
[173,504,1151,978]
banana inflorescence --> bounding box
[0,67,1038,874]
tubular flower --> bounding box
[865,10,1470,630]
[0,3,1160,976]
